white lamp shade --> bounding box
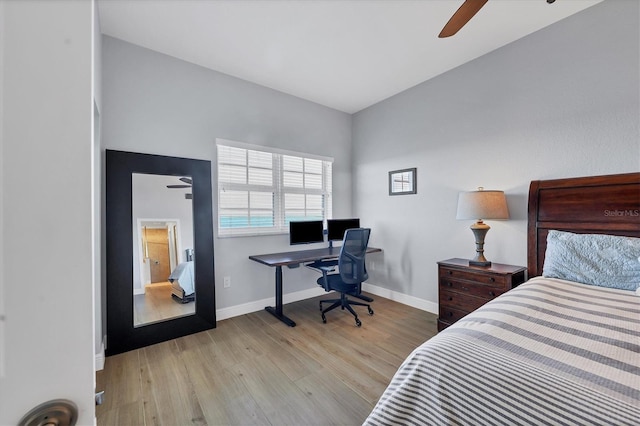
[456,190,509,220]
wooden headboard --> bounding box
[527,172,640,277]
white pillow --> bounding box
[542,230,640,291]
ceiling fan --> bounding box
[166,177,193,199]
[439,0,556,38]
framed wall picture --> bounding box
[389,168,417,195]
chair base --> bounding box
[348,290,374,303]
[319,292,374,327]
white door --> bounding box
[0,1,96,424]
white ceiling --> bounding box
[98,0,603,114]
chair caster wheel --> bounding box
[368,307,374,315]
[355,318,362,327]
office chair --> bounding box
[316,228,374,327]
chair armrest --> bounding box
[305,259,338,273]
[312,265,337,292]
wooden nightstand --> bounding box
[437,258,527,331]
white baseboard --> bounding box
[362,282,438,314]
[215,286,326,321]
[216,282,437,321]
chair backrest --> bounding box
[338,228,370,284]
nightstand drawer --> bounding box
[440,279,506,299]
[440,267,508,287]
[438,306,468,324]
[440,289,489,313]
[437,258,527,332]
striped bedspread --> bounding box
[364,277,640,426]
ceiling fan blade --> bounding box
[439,0,488,38]
[179,177,193,185]
[167,184,192,189]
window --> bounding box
[217,139,333,237]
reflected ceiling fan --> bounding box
[439,0,556,38]
[166,177,193,200]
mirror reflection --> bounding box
[132,173,195,327]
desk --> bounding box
[249,246,382,326]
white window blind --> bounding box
[217,139,333,237]
[392,171,413,192]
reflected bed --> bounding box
[169,261,195,303]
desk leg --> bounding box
[265,265,297,327]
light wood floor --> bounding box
[97,292,438,426]
[134,282,195,327]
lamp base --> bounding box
[468,221,492,267]
[469,259,491,267]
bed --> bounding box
[169,260,195,303]
[364,172,640,426]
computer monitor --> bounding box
[327,218,360,242]
[289,220,325,245]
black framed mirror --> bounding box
[106,150,215,356]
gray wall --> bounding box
[352,0,640,305]
[102,0,639,325]
[101,36,353,312]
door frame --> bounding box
[136,219,182,294]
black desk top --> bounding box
[249,246,382,267]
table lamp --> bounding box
[456,187,509,267]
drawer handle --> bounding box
[489,277,495,283]
[448,312,454,317]
[448,296,453,301]
[489,291,496,297]
[447,282,453,287]
[448,270,453,275]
